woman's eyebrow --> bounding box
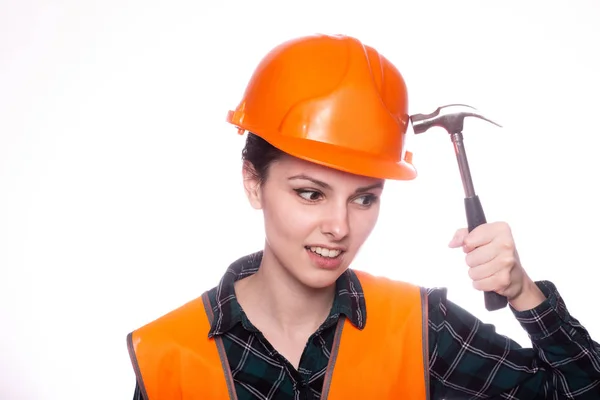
[354,182,384,193]
[288,174,331,190]
[288,174,383,193]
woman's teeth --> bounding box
[308,246,342,258]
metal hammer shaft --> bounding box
[451,132,476,198]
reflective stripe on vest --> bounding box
[127,270,430,399]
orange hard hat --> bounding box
[226,34,416,180]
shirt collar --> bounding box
[207,251,367,337]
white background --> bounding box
[1,1,599,398]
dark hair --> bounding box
[241,132,285,185]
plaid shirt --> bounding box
[132,252,600,399]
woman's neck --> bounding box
[235,249,335,337]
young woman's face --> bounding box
[244,154,384,289]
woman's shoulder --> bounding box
[350,268,445,291]
[349,268,449,307]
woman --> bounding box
[127,34,600,399]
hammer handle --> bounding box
[465,195,509,311]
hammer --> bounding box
[410,104,508,312]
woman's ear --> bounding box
[242,161,262,210]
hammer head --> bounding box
[410,104,501,135]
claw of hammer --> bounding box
[410,104,501,135]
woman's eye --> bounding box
[353,195,376,206]
[297,190,322,201]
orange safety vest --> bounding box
[127,270,430,399]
